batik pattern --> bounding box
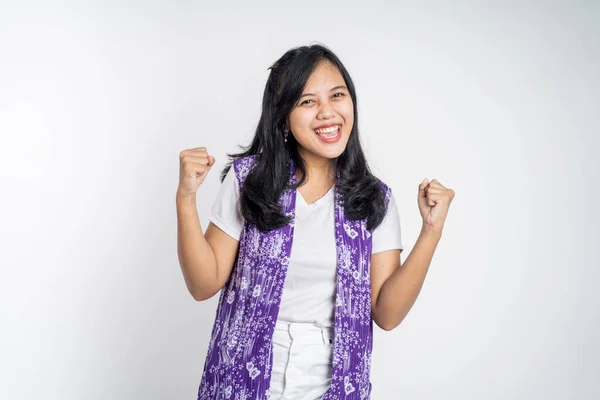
[198,155,391,399]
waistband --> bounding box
[274,320,334,345]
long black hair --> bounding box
[220,44,387,232]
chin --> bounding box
[316,144,347,160]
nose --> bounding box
[317,101,336,120]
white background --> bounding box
[1,1,598,399]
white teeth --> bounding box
[314,125,339,135]
[319,129,340,138]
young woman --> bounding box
[176,44,455,400]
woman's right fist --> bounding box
[177,147,215,197]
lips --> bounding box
[314,124,342,143]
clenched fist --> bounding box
[418,178,455,234]
[177,147,215,198]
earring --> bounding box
[284,131,289,143]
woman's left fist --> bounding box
[417,179,455,234]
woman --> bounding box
[176,44,455,399]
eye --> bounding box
[300,99,314,105]
[332,92,345,98]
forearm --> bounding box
[176,192,219,300]
[374,227,442,330]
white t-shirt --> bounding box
[209,167,404,328]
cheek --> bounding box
[289,111,313,131]
[341,104,354,127]
[339,100,354,120]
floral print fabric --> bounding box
[198,155,391,399]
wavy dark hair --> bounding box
[220,44,386,232]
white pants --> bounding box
[269,321,334,400]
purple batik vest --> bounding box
[198,155,391,400]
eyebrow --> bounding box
[299,85,348,98]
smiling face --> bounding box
[285,60,354,166]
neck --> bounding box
[296,150,336,186]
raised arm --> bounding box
[371,178,455,330]
[176,148,239,301]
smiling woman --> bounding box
[175,44,454,400]
[286,67,353,153]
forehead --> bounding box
[303,61,346,92]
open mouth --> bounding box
[314,124,342,142]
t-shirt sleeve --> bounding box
[371,190,404,254]
[208,166,245,241]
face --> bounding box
[285,61,354,166]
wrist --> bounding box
[420,223,443,239]
[176,190,197,206]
